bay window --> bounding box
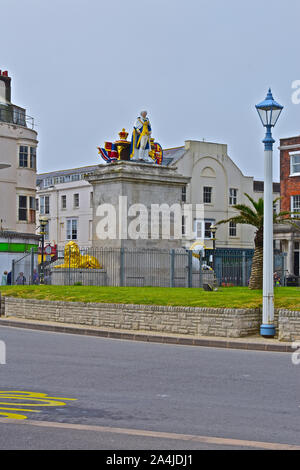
[19,146,28,167]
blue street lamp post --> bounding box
[256,89,283,338]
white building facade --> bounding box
[36,140,280,253]
[36,165,98,249]
[0,71,38,234]
[0,70,39,277]
[166,140,280,251]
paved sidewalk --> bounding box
[0,316,294,353]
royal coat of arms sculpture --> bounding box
[98,111,163,165]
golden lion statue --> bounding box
[54,241,101,269]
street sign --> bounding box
[45,245,52,255]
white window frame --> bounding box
[19,146,28,168]
[204,220,215,239]
[44,178,53,188]
[73,193,79,208]
[203,186,213,204]
[229,221,237,237]
[61,195,67,210]
[194,220,203,239]
[291,195,300,218]
[40,195,50,215]
[290,152,300,177]
[194,219,215,240]
[71,174,80,182]
[229,188,238,206]
[66,218,78,240]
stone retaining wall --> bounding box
[2,297,263,338]
[2,297,298,340]
[278,310,300,342]
[0,294,4,316]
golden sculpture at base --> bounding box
[54,241,101,269]
[189,241,211,260]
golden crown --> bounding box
[118,128,129,141]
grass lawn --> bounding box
[0,285,299,310]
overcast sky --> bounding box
[1,0,300,180]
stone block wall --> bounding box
[3,297,298,340]
[3,297,263,338]
[278,310,300,341]
[0,294,4,316]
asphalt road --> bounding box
[0,325,300,450]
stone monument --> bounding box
[87,160,190,250]
[90,110,190,250]
[86,112,191,286]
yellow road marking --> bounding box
[0,391,76,420]
[0,417,299,450]
[0,400,69,406]
[0,407,39,412]
[0,391,75,401]
[0,413,31,420]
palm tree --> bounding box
[216,193,299,290]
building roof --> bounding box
[253,180,280,193]
[37,148,280,192]
[280,134,300,142]
[37,164,99,179]
[162,146,186,166]
[36,148,186,183]
[37,164,100,187]
[0,230,40,241]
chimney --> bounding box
[0,70,11,103]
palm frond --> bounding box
[276,219,300,230]
[231,204,261,227]
[216,192,299,232]
[216,216,256,226]
[244,193,263,214]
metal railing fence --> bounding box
[10,246,288,288]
